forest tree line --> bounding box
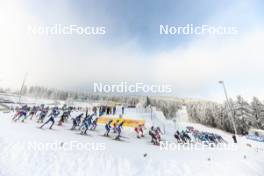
[18,85,141,106]
[18,86,183,119]
[186,96,264,134]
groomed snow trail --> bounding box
[0,111,263,176]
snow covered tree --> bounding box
[251,97,264,129]
[233,96,253,134]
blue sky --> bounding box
[0,0,264,101]
[22,0,264,52]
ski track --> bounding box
[0,111,264,176]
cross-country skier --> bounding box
[71,113,83,130]
[40,107,60,129]
[154,127,162,145]
[113,117,122,133]
[37,107,49,123]
[114,121,125,140]
[12,108,21,121]
[58,110,71,126]
[135,124,144,138]
[232,135,237,143]
[174,131,181,143]
[104,119,113,136]
[80,112,94,135]
[149,126,161,145]
[182,131,191,142]
[215,134,226,143]
[179,131,187,143]
[27,106,38,120]
[149,126,156,144]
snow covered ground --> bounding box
[0,103,264,176]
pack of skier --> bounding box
[9,103,229,147]
[103,118,125,140]
[174,130,191,143]
[12,104,29,122]
[26,106,38,121]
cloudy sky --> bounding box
[0,0,264,101]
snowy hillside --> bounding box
[0,103,264,176]
[0,95,263,176]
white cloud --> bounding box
[1,1,264,102]
[153,31,264,100]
